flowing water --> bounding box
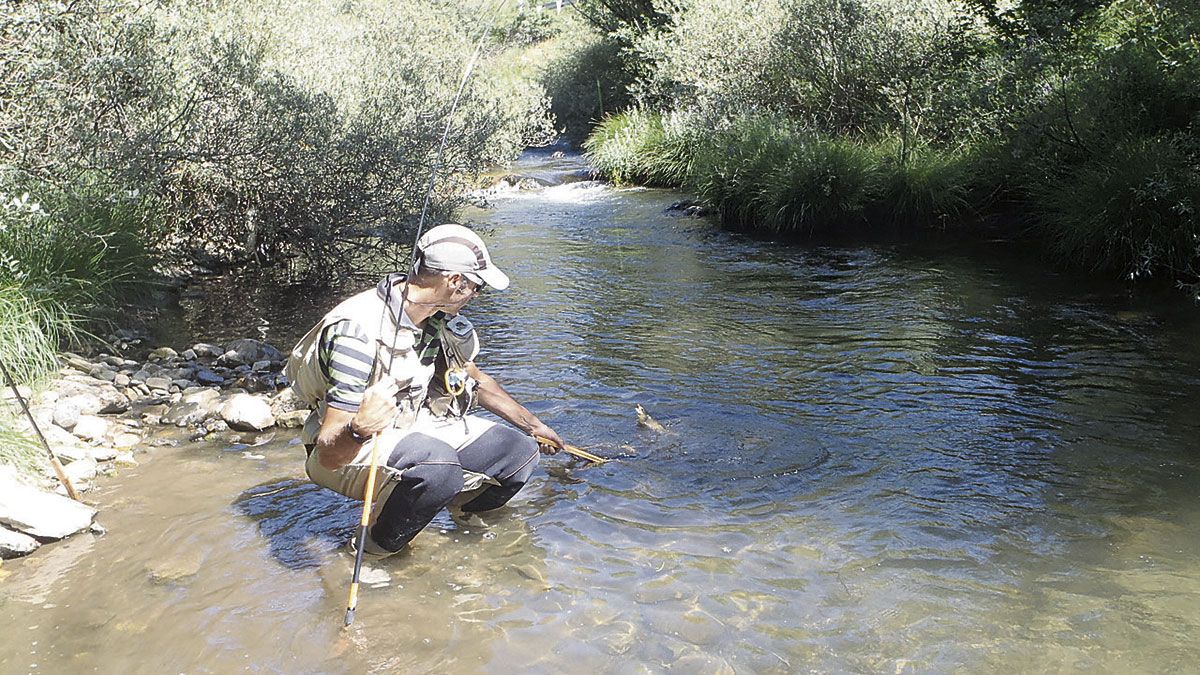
[3,150,1200,673]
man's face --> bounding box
[441,273,482,312]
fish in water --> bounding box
[635,404,667,433]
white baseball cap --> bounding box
[414,223,510,290]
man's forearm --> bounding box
[315,409,366,470]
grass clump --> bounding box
[0,180,159,381]
[1029,135,1200,279]
[588,111,979,235]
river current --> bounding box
[2,150,1199,673]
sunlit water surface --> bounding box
[3,150,1200,673]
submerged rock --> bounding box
[218,339,283,367]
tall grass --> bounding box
[1029,135,1200,279]
[584,109,695,185]
[0,180,158,382]
[587,111,979,235]
[0,419,42,478]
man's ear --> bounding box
[448,272,468,293]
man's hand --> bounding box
[529,422,564,455]
[351,377,403,436]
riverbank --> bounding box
[583,110,1200,293]
[0,332,304,560]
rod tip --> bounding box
[343,608,356,627]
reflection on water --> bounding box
[2,149,1200,672]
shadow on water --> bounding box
[233,478,359,570]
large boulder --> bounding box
[0,526,40,558]
[218,339,283,367]
[219,393,276,431]
[55,383,129,416]
[0,471,96,539]
[161,393,219,427]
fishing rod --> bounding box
[345,0,511,629]
[535,436,608,464]
[1,358,82,501]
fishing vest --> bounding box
[285,280,481,444]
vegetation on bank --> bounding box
[577,0,1200,284]
[0,0,562,467]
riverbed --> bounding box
[2,149,1199,673]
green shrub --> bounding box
[540,24,637,140]
[876,141,974,224]
[1030,134,1199,278]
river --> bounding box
[2,149,1199,673]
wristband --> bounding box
[349,425,372,444]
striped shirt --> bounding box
[318,313,446,412]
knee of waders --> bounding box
[415,461,466,508]
[504,433,539,485]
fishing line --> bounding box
[347,0,512,629]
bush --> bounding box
[0,179,159,379]
[540,22,638,141]
[1,0,557,278]
[1030,135,1199,278]
[584,109,695,185]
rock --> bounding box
[1,384,32,403]
[90,521,108,535]
[218,339,283,367]
[72,415,109,442]
[114,452,138,467]
[276,410,310,428]
[0,526,41,558]
[62,353,95,373]
[251,359,271,372]
[112,433,141,449]
[131,370,150,383]
[170,379,193,391]
[148,347,178,361]
[0,474,96,539]
[53,400,82,430]
[145,377,172,392]
[54,442,91,464]
[64,457,98,483]
[203,418,229,434]
[234,374,274,393]
[195,368,224,386]
[113,373,131,387]
[192,342,223,357]
[220,394,275,431]
[161,400,214,427]
[89,446,118,462]
[57,384,129,416]
[181,349,198,361]
[90,362,117,379]
[270,387,307,415]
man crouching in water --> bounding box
[288,223,564,560]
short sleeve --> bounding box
[319,320,374,412]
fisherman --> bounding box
[287,223,564,560]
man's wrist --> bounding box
[348,423,372,444]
